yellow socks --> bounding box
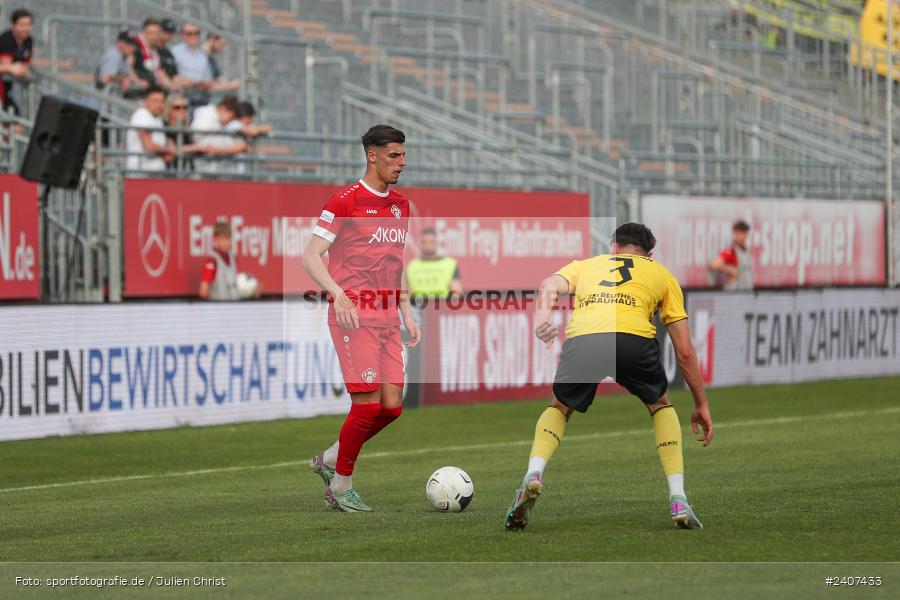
[526,407,567,475]
[652,405,684,476]
[652,405,687,498]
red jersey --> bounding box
[717,246,739,268]
[200,249,232,284]
[314,179,410,327]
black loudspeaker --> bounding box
[20,95,99,189]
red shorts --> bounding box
[329,324,405,394]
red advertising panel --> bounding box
[641,195,886,287]
[421,297,562,404]
[418,298,622,405]
[123,179,590,297]
[0,175,39,300]
[123,179,331,296]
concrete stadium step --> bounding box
[60,70,95,84]
[298,29,359,44]
[255,144,293,156]
[31,56,75,70]
[267,17,329,32]
[329,41,371,55]
[256,8,295,19]
[637,160,690,174]
[394,64,443,78]
[482,101,534,112]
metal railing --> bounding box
[94,119,571,191]
[520,0,889,171]
[622,150,883,198]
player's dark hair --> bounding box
[613,223,656,253]
[144,84,166,98]
[213,222,231,237]
[142,17,161,29]
[239,101,256,118]
[11,9,32,24]
[421,228,437,236]
[733,220,750,232]
[362,124,405,150]
[218,95,241,117]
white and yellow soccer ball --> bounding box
[235,272,259,299]
[425,466,474,512]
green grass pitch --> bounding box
[1,377,898,599]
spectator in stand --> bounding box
[238,101,272,137]
[191,95,245,174]
[156,18,179,83]
[171,22,213,108]
[95,28,146,98]
[126,85,175,172]
[199,222,261,300]
[0,8,34,114]
[191,95,268,174]
[239,101,256,127]
[163,93,205,171]
[709,220,754,291]
[203,32,240,94]
[132,18,173,91]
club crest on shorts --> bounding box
[361,368,377,383]
[391,204,401,219]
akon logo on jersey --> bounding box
[368,227,408,244]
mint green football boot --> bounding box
[309,452,335,487]
[324,487,375,513]
[504,472,544,531]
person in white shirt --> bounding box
[126,85,175,171]
[191,95,249,174]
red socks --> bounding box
[335,404,404,476]
[335,403,382,476]
[365,405,403,441]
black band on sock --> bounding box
[649,404,675,416]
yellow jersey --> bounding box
[554,253,687,339]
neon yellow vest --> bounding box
[406,257,458,298]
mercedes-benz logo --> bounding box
[137,193,171,278]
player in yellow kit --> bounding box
[505,223,713,531]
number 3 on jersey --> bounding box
[599,257,634,287]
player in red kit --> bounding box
[302,124,421,512]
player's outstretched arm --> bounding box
[533,274,568,348]
[666,319,713,446]
[302,234,358,329]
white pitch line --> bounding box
[1,406,898,495]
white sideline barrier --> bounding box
[2,290,897,441]
[0,302,349,441]
[687,289,900,387]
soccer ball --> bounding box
[425,466,474,512]
[235,272,258,299]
